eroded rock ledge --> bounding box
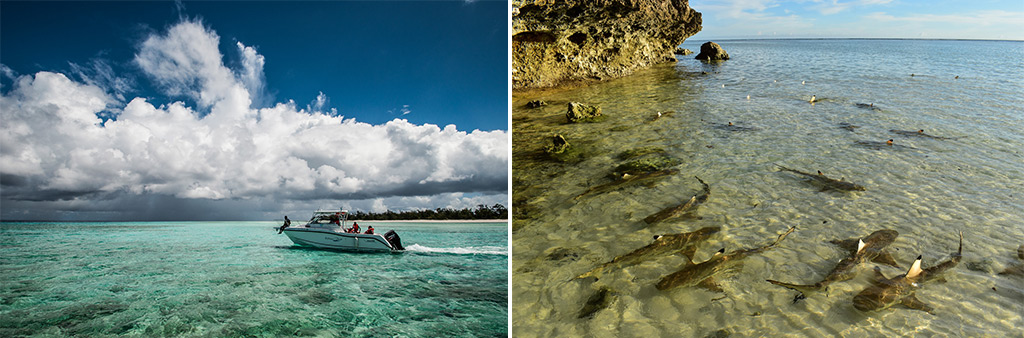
[512,0,702,90]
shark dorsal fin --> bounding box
[856,239,866,254]
[907,255,924,278]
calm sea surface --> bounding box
[512,39,1023,337]
[0,221,507,337]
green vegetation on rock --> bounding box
[566,102,604,123]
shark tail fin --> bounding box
[907,255,924,278]
[766,280,821,294]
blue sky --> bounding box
[691,0,1024,40]
[0,1,509,221]
[1,1,507,130]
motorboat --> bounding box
[279,209,404,253]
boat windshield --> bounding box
[308,210,348,225]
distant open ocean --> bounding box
[0,221,507,337]
[512,39,1023,337]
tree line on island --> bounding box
[347,204,508,220]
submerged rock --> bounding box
[566,102,602,123]
[695,41,729,61]
[544,134,586,163]
[512,0,702,89]
[525,100,548,108]
[546,134,570,154]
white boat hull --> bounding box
[283,228,399,252]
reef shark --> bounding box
[712,121,759,132]
[643,176,711,225]
[852,231,963,314]
[656,227,796,292]
[572,226,721,281]
[854,139,919,150]
[889,129,963,140]
[574,169,679,201]
[838,122,861,132]
[855,103,882,111]
[766,230,900,295]
[775,164,866,192]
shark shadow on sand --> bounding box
[577,286,616,319]
[998,244,1024,276]
[852,231,963,315]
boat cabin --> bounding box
[305,209,349,228]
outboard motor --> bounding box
[383,230,404,251]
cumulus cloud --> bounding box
[307,91,333,114]
[0,20,507,220]
[235,42,270,107]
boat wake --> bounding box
[405,244,507,256]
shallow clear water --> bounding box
[512,39,1024,337]
[0,221,507,337]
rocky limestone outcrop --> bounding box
[674,47,693,55]
[512,0,702,90]
[566,102,602,123]
[694,41,729,61]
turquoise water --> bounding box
[512,39,1023,337]
[0,221,507,337]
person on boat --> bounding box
[330,212,341,225]
[278,216,291,234]
[364,225,374,235]
[351,222,361,234]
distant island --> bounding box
[347,204,508,221]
